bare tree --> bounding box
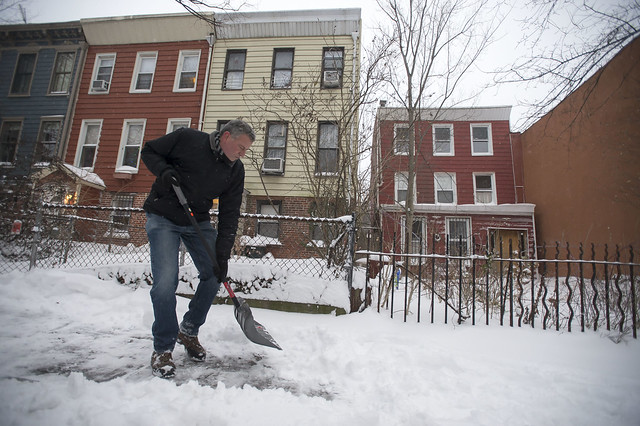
[172,0,249,25]
[374,0,503,253]
[496,0,640,129]
[0,0,29,23]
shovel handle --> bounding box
[172,184,240,308]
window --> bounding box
[433,124,454,156]
[90,53,116,94]
[110,193,135,236]
[174,50,200,92]
[167,118,191,133]
[262,122,287,174]
[271,48,294,89]
[217,120,230,131]
[222,50,246,90]
[321,47,344,88]
[471,124,493,155]
[131,52,157,93]
[316,122,339,174]
[402,216,427,255]
[446,217,471,256]
[49,51,75,94]
[434,172,456,204]
[35,118,63,164]
[10,53,36,95]
[116,119,146,171]
[395,172,408,203]
[474,173,496,204]
[75,119,102,169]
[394,124,410,155]
[257,200,281,239]
[0,120,22,164]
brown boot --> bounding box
[151,351,175,378]
[177,331,206,361]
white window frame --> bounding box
[401,215,428,255]
[10,52,37,96]
[473,172,497,205]
[394,123,410,156]
[74,119,103,170]
[173,50,200,92]
[130,51,157,93]
[434,172,457,205]
[446,217,471,256]
[89,53,116,94]
[470,123,493,156]
[395,172,415,204]
[432,123,454,156]
[166,118,192,133]
[115,119,146,173]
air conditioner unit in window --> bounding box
[261,157,284,174]
[323,70,340,87]
[92,80,109,92]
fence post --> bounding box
[29,202,43,270]
[346,213,356,312]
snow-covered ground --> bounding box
[1,267,639,426]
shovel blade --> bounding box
[234,297,282,350]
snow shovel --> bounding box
[172,184,282,350]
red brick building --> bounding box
[371,106,535,257]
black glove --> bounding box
[161,168,180,188]
[215,257,228,282]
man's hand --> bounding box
[161,168,180,188]
[215,258,228,283]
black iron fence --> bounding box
[0,203,355,284]
[358,233,639,338]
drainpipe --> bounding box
[198,33,215,131]
[347,30,359,207]
[60,41,88,161]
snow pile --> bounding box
[0,268,639,425]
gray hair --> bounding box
[220,119,256,142]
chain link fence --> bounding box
[0,203,355,282]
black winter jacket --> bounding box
[141,127,244,261]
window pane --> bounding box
[473,126,488,140]
[136,73,152,90]
[274,50,293,68]
[79,146,96,168]
[272,69,292,88]
[51,52,74,93]
[476,175,492,189]
[97,57,114,82]
[228,52,245,70]
[324,50,343,70]
[319,124,338,148]
[183,55,198,72]
[318,149,338,173]
[225,71,244,89]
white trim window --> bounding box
[394,124,410,155]
[90,53,116,94]
[402,216,427,255]
[395,172,408,203]
[75,119,102,169]
[167,118,191,133]
[470,123,493,155]
[174,50,200,92]
[109,193,135,238]
[116,119,146,172]
[434,172,456,204]
[446,217,471,256]
[433,123,454,156]
[130,51,157,93]
[473,172,496,204]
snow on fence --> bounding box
[0,203,355,285]
[357,233,639,338]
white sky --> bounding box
[11,0,569,130]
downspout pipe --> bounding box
[347,30,359,207]
[198,33,215,131]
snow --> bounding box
[1,267,639,426]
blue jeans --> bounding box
[145,213,221,353]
